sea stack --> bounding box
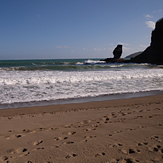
[101,44,124,63]
[113,44,123,59]
[132,18,163,64]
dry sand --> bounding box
[0,95,163,163]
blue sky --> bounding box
[0,0,163,60]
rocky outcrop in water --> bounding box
[132,18,163,64]
[113,44,123,59]
[101,44,124,63]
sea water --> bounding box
[0,59,163,109]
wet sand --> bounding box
[0,95,163,163]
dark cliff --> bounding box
[132,18,163,64]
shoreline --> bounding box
[1,90,163,110]
[0,94,163,162]
[0,94,163,116]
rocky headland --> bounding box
[131,18,163,64]
[102,17,163,65]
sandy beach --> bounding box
[0,95,163,163]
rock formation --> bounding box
[113,44,123,59]
[101,44,124,63]
[125,51,142,60]
[132,18,163,64]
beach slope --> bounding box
[0,95,163,163]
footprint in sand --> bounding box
[95,152,105,157]
[64,124,73,128]
[127,128,136,131]
[143,142,148,145]
[55,145,61,148]
[29,130,37,134]
[83,135,96,142]
[110,113,117,118]
[101,116,110,122]
[26,161,33,163]
[78,120,92,126]
[54,137,62,141]
[137,142,148,147]
[118,158,138,163]
[67,131,76,135]
[62,131,76,136]
[109,143,123,149]
[54,137,68,141]
[92,124,100,128]
[138,125,147,129]
[148,145,163,153]
[150,135,162,143]
[39,127,46,131]
[118,112,127,116]
[84,128,91,131]
[6,148,15,155]
[33,147,45,151]
[45,127,55,131]
[0,156,9,162]
[63,141,74,145]
[33,139,43,146]
[7,117,13,120]
[115,143,123,147]
[137,143,143,146]
[128,148,137,154]
[84,135,96,138]
[13,148,30,156]
[115,118,126,122]
[121,148,139,155]
[151,135,159,139]
[8,130,15,133]
[154,108,161,110]
[121,149,128,154]
[65,153,78,158]
[22,129,30,133]
[15,134,23,138]
[6,134,24,140]
[113,130,122,134]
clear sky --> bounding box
[0,0,163,60]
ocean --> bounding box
[0,59,163,109]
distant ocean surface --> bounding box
[0,59,163,109]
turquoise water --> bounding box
[0,58,153,71]
[0,59,101,71]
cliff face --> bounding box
[132,18,163,64]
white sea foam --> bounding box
[84,59,105,64]
[0,68,163,105]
